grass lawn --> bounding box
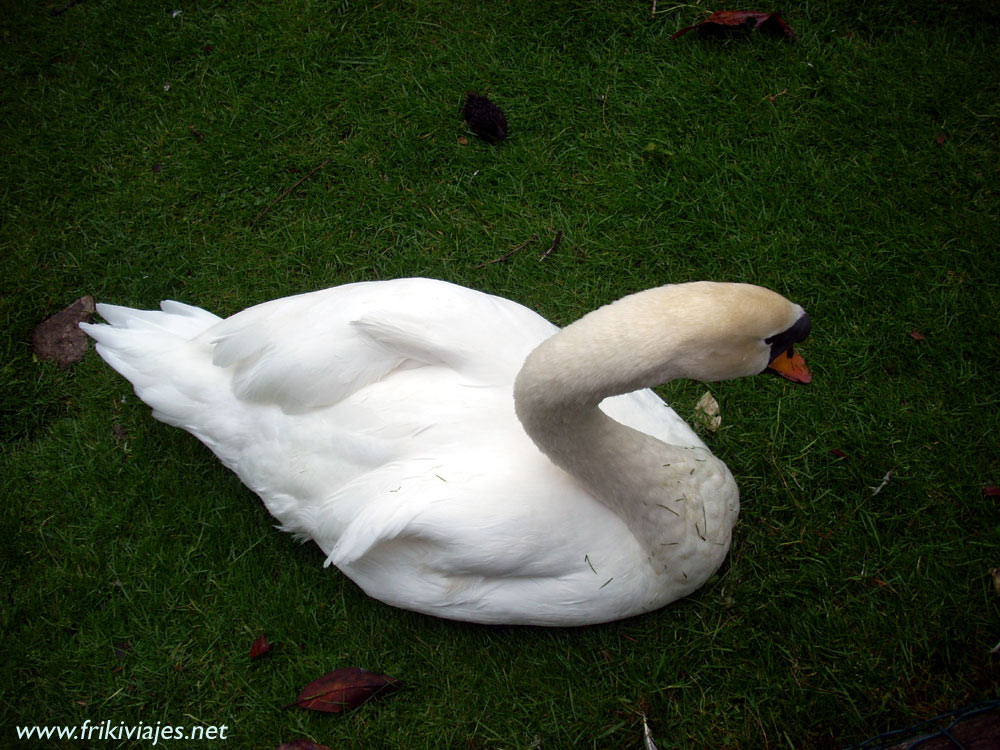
[2,0,998,747]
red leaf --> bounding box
[672,10,796,41]
[983,485,1000,498]
[249,634,271,659]
[287,668,402,714]
[909,330,926,341]
[829,449,849,460]
[276,741,332,750]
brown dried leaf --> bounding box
[32,296,96,368]
[288,667,402,714]
[276,741,332,750]
[909,330,926,341]
[694,391,721,432]
[249,633,271,659]
[991,568,1000,597]
[672,10,796,41]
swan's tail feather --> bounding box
[92,300,219,335]
[80,301,227,435]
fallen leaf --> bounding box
[457,135,468,146]
[909,330,926,341]
[276,741,332,750]
[694,391,721,432]
[829,448,849,460]
[32,296,96,368]
[287,667,402,714]
[991,568,1000,597]
[935,132,948,145]
[249,634,271,659]
[983,485,1000,498]
[462,92,508,143]
[672,10,796,41]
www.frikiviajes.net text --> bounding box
[15,720,229,744]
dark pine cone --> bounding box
[462,93,508,143]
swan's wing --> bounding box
[601,388,707,450]
[323,448,615,580]
[206,278,556,413]
[324,467,443,568]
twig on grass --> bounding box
[51,0,86,16]
[474,234,537,268]
[651,2,699,17]
[252,157,332,224]
[870,469,894,496]
[539,231,563,260]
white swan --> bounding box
[81,278,810,626]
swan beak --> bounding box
[766,348,812,384]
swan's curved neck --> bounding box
[513,290,738,578]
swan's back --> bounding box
[208,279,558,411]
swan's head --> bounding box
[516,281,811,412]
[643,281,812,384]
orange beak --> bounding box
[766,348,812,384]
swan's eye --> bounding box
[764,313,810,362]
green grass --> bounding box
[2,0,999,747]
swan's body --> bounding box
[81,278,810,626]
